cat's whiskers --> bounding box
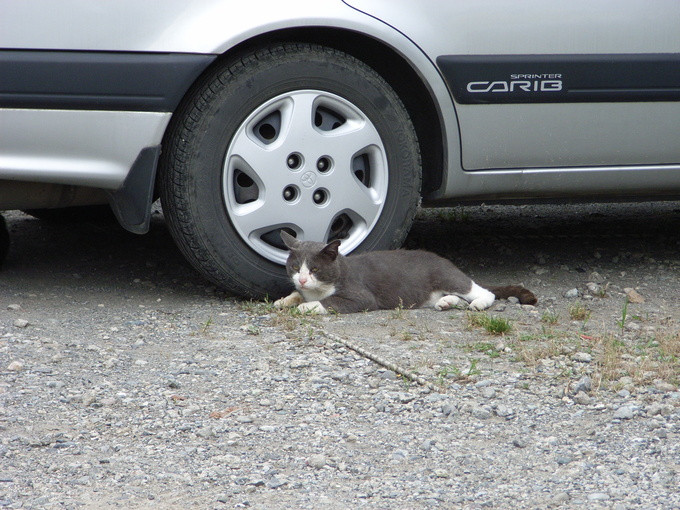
[298,284,336,303]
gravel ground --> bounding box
[1,202,680,509]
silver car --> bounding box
[2,0,679,297]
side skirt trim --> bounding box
[0,50,216,111]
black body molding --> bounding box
[0,50,216,111]
[437,53,680,105]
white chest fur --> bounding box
[294,262,336,302]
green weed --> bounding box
[467,341,502,358]
[568,302,591,322]
[541,310,560,325]
[616,298,629,334]
[467,313,512,335]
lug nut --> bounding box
[317,157,331,172]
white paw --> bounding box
[465,283,496,311]
[435,295,461,310]
[274,291,303,309]
[468,294,495,311]
[297,301,327,314]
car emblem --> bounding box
[300,171,317,188]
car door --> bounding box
[346,0,680,172]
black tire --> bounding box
[158,43,421,298]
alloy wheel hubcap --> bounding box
[223,90,389,264]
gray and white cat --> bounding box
[274,231,537,314]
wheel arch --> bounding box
[159,27,446,200]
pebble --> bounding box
[495,404,514,418]
[441,403,456,416]
[613,406,635,420]
[290,359,311,369]
[572,375,592,394]
[7,361,24,371]
[588,492,611,501]
[624,287,645,303]
[471,406,492,420]
[564,288,579,298]
[481,387,496,399]
[572,352,593,363]
[573,391,591,405]
[654,380,677,392]
[553,493,570,504]
[267,477,287,489]
[647,403,671,416]
[307,454,327,469]
[588,271,605,283]
[512,438,528,449]
[586,282,602,295]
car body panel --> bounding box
[347,0,680,191]
[0,0,461,200]
[0,0,382,54]
[347,0,678,56]
[0,0,679,215]
[0,109,169,189]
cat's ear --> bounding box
[280,231,300,250]
[321,240,341,261]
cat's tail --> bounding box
[486,285,537,305]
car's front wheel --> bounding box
[159,43,421,298]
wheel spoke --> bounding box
[277,93,325,153]
[324,168,382,213]
[228,132,289,190]
[323,119,384,161]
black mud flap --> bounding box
[107,146,160,234]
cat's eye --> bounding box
[292,264,300,271]
[310,267,319,273]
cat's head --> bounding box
[281,231,341,293]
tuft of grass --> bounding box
[568,302,591,322]
[237,298,321,333]
[467,312,512,335]
[541,310,560,325]
[592,330,680,386]
[391,298,407,320]
[616,298,629,334]
[436,358,482,385]
[511,329,572,367]
[466,341,502,358]
[517,327,680,389]
[656,332,680,384]
[239,298,276,314]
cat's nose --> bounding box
[298,276,307,286]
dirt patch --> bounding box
[2,202,679,509]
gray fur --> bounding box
[278,232,536,314]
